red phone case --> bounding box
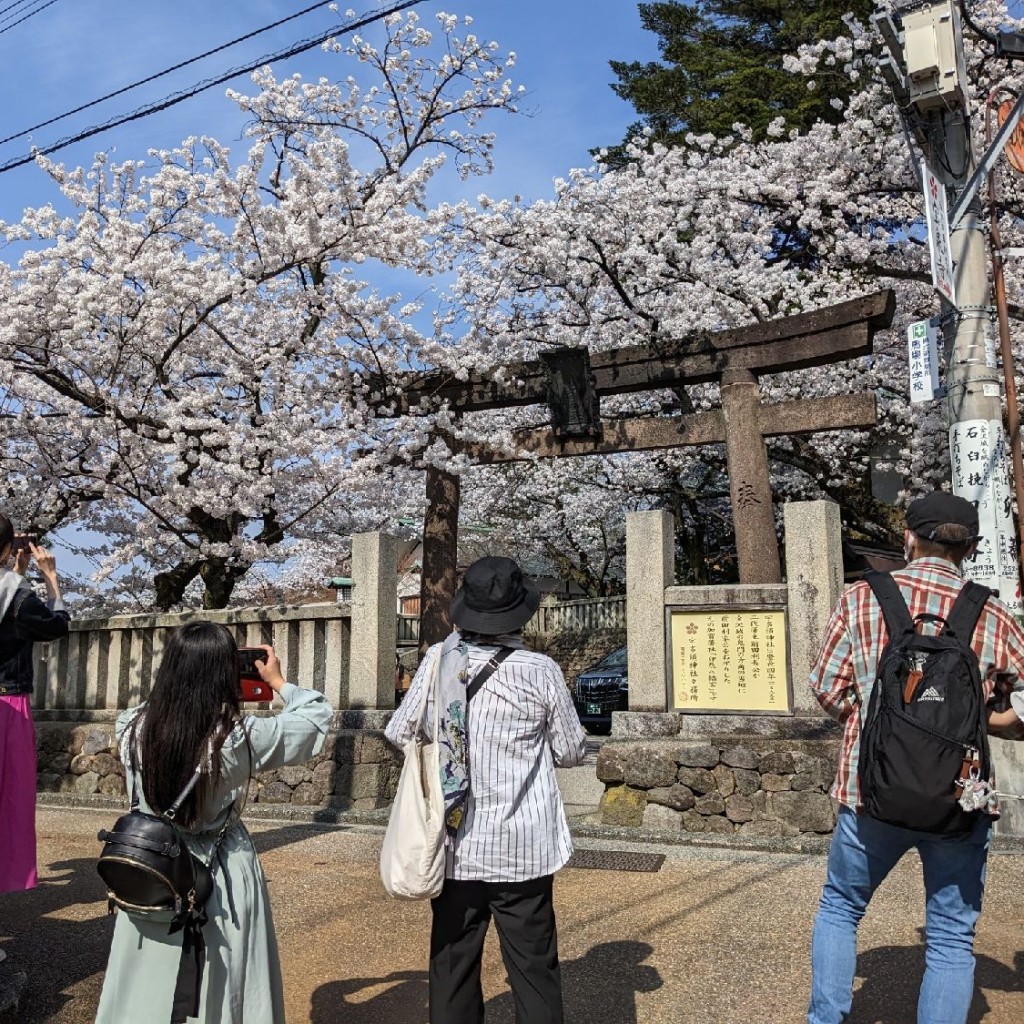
[241,677,272,702]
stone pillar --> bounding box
[625,510,674,712]
[721,369,782,584]
[349,531,398,709]
[992,738,1024,835]
[784,501,844,716]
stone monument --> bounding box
[599,501,846,838]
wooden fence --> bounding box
[395,597,626,648]
[33,604,352,713]
[526,595,627,636]
[31,592,627,713]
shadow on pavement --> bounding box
[0,856,112,1023]
[310,970,428,1023]
[308,942,661,1024]
[850,944,1024,1023]
[484,940,662,1024]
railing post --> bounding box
[783,501,843,716]
[626,510,674,712]
[349,531,398,709]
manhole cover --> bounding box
[567,850,665,873]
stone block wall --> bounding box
[35,713,402,812]
[597,738,841,837]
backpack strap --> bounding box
[942,581,992,644]
[466,646,515,704]
[863,570,915,638]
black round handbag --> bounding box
[97,805,213,919]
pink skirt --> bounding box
[0,694,37,893]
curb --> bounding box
[38,793,1024,856]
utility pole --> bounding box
[881,1,1021,611]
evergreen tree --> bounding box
[603,1,876,161]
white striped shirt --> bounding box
[385,640,587,882]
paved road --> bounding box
[3,808,1024,1023]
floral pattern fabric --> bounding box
[435,631,472,835]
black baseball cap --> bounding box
[905,491,980,543]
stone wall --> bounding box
[35,712,401,811]
[528,627,626,686]
[596,738,841,837]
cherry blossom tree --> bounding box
[6,3,1024,608]
[0,10,520,608]
[415,2,1024,578]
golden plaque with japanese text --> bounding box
[667,607,791,714]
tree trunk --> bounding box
[154,561,202,611]
[199,559,247,610]
[419,466,461,656]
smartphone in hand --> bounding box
[237,648,272,702]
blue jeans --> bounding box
[808,805,991,1024]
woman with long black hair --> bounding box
[95,621,332,1024]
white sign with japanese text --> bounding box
[922,160,957,306]
[907,320,940,403]
[950,419,1022,613]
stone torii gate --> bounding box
[377,290,895,649]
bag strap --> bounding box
[0,585,32,637]
[863,570,915,638]
[6,585,30,622]
[466,647,514,704]
[942,581,992,644]
[126,718,211,820]
[421,643,442,745]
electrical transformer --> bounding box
[901,1,969,111]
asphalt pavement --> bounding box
[2,808,1023,1023]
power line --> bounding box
[0,0,61,35]
[0,0,427,177]
[0,0,38,23]
[0,0,344,148]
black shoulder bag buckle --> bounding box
[97,738,234,1023]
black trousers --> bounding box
[429,874,563,1024]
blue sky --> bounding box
[0,1,660,590]
[0,0,660,222]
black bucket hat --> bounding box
[450,556,541,635]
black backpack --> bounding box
[858,570,992,835]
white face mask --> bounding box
[904,538,914,564]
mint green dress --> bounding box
[94,683,332,1024]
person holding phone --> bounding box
[95,623,332,1024]
[0,515,69,896]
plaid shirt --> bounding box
[810,557,1024,810]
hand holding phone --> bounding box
[987,670,1016,713]
[237,645,285,702]
[11,534,37,554]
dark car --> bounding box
[572,646,627,733]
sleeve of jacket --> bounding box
[14,592,70,642]
[544,661,587,768]
[385,644,440,748]
[242,684,334,772]
[809,599,857,723]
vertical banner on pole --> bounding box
[989,420,1022,611]
[907,319,941,403]
[922,159,957,306]
[950,419,1023,613]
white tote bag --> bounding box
[379,651,446,900]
